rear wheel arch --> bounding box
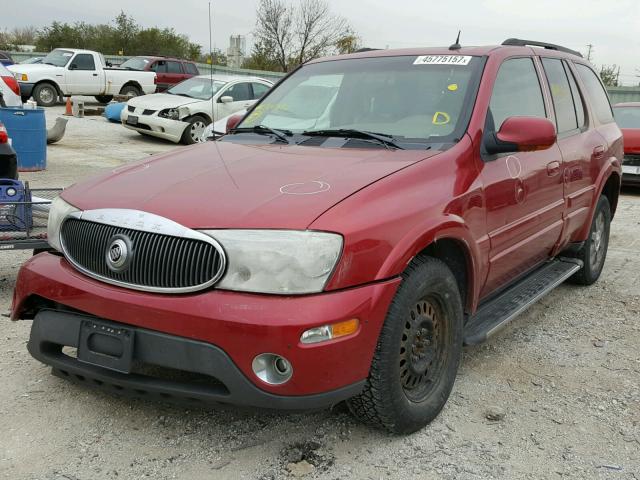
[600,172,620,218]
[119,82,143,96]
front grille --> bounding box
[60,218,225,292]
[127,105,135,113]
[142,109,157,116]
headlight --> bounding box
[201,230,343,294]
[47,196,80,251]
[159,108,180,120]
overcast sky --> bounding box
[4,0,640,84]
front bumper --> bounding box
[622,159,640,187]
[121,109,187,143]
[17,82,34,98]
[13,253,400,406]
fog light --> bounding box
[252,353,293,385]
[300,318,359,344]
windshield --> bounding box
[238,55,484,143]
[42,49,74,67]
[614,106,640,129]
[120,57,150,70]
[168,77,227,100]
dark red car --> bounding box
[119,56,200,92]
[13,39,622,434]
[613,102,640,186]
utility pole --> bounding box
[586,44,593,62]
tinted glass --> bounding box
[489,58,546,130]
[614,106,640,129]
[565,63,585,128]
[120,57,150,70]
[152,61,167,73]
[167,61,182,74]
[185,63,199,75]
[575,64,614,124]
[240,55,484,141]
[167,77,227,100]
[73,54,95,71]
[251,82,270,99]
[542,58,577,133]
[224,82,252,101]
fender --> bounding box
[376,213,484,313]
[33,78,63,97]
[574,155,621,241]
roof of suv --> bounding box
[310,40,585,65]
[137,56,196,63]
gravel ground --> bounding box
[1,104,639,480]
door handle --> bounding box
[546,161,561,177]
[92,73,98,77]
[592,145,605,159]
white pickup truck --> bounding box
[8,48,157,106]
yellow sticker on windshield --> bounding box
[432,111,451,125]
[448,84,458,91]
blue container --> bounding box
[0,107,47,171]
[0,179,32,231]
[104,102,126,123]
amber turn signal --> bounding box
[300,318,359,344]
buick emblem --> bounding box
[106,235,132,272]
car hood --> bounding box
[62,142,442,230]
[8,63,58,75]
[127,93,200,110]
[621,128,640,156]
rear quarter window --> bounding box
[184,63,199,75]
[575,63,614,124]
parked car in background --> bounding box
[0,63,22,107]
[0,122,18,179]
[201,108,248,141]
[613,102,640,186]
[119,56,199,91]
[8,48,156,106]
[14,40,622,434]
[0,51,14,66]
[122,75,272,144]
[20,57,43,65]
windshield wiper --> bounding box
[231,125,292,144]
[302,129,405,150]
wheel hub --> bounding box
[399,300,441,393]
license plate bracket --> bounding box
[77,319,135,373]
[126,115,138,126]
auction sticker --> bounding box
[413,55,472,66]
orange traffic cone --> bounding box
[64,97,72,116]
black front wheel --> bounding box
[94,95,113,104]
[32,83,59,107]
[347,256,463,434]
[181,115,211,145]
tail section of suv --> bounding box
[12,39,622,434]
[119,56,200,92]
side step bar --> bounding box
[464,258,583,345]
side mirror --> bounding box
[485,116,557,155]
[106,61,113,67]
[220,95,234,104]
[226,113,244,132]
[69,63,77,70]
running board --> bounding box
[464,258,583,345]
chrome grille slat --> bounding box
[60,218,225,293]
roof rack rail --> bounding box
[501,38,583,58]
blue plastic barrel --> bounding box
[104,102,126,123]
[0,107,47,171]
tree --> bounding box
[335,30,361,55]
[10,26,38,45]
[600,64,619,87]
[242,39,280,71]
[113,11,139,55]
[253,0,355,72]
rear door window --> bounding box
[167,61,183,74]
[564,62,586,129]
[489,58,546,130]
[542,58,578,133]
[251,82,270,99]
[575,63,614,124]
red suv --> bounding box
[13,39,622,434]
[119,56,200,91]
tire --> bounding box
[180,115,211,145]
[94,95,113,104]
[32,83,59,107]
[119,85,142,97]
[568,195,611,285]
[347,256,464,434]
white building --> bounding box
[227,35,246,69]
